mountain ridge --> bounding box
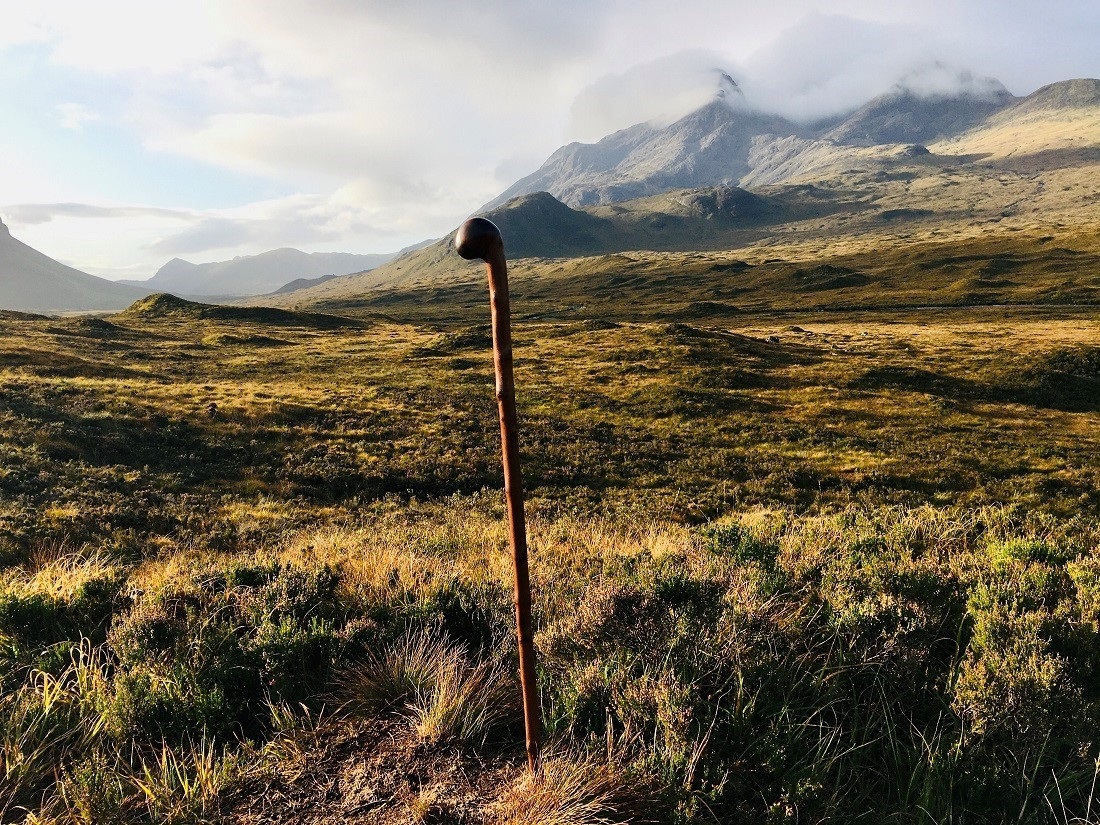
[484,76,1097,215]
[0,218,153,313]
[822,84,1017,146]
[129,247,396,297]
[259,75,1099,309]
[484,99,804,210]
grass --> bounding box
[493,752,655,825]
[335,628,520,745]
[1,270,1099,821]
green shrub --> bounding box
[108,601,187,666]
[248,615,335,705]
[252,564,340,624]
[0,590,65,650]
[953,624,1079,746]
[106,663,233,743]
[59,749,129,825]
[703,522,779,568]
[987,537,1078,567]
[0,570,123,657]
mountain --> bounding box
[137,248,396,297]
[485,98,802,210]
[115,292,364,329]
[270,272,339,295]
[478,192,613,257]
[252,184,827,304]
[250,73,1099,312]
[929,78,1100,159]
[481,71,1100,217]
[0,219,152,313]
[479,187,784,258]
[1003,78,1100,115]
[822,82,1016,146]
[739,136,929,187]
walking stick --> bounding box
[455,217,541,772]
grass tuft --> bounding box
[494,753,657,825]
[335,627,521,744]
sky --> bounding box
[0,1,1097,281]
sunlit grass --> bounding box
[1,290,1099,821]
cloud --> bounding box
[155,112,424,186]
[0,6,53,50]
[568,51,742,141]
[2,203,190,226]
[6,2,237,75]
[56,103,99,131]
[144,192,416,259]
[738,14,936,121]
[2,1,1098,280]
[146,218,253,256]
[739,5,1100,119]
[895,64,1009,101]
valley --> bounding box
[2,289,1100,822]
[1,70,1099,824]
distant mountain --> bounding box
[115,292,364,329]
[485,98,802,210]
[248,73,1100,311]
[822,81,1017,146]
[0,219,152,313]
[487,186,786,257]
[481,192,613,257]
[136,247,396,297]
[929,78,1100,158]
[270,272,339,295]
[259,184,819,303]
[1004,78,1100,115]
[483,69,1072,212]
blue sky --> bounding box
[0,0,1096,280]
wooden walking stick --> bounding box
[455,216,541,772]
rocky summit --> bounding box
[481,72,1100,213]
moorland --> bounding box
[2,283,1100,823]
[2,79,1100,825]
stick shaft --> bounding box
[484,247,541,772]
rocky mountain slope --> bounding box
[251,184,832,303]
[484,72,1029,212]
[259,76,1098,311]
[822,82,1017,146]
[930,78,1100,159]
[485,99,802,210]
[135,247,395,298]
[0,219,152,313]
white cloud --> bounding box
[9,2,236,74]
[0,6,53,49]
[1,1,1097,279]
[144,192,407,258]
[3,203,190,225]
[896,65,1009,101]
[568,52,744,141]
[55,103,100,131]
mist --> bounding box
[565,10,1095,139]
[568,51,745,142]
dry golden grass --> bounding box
[493,753,653,825]
[931,109,1100,158]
